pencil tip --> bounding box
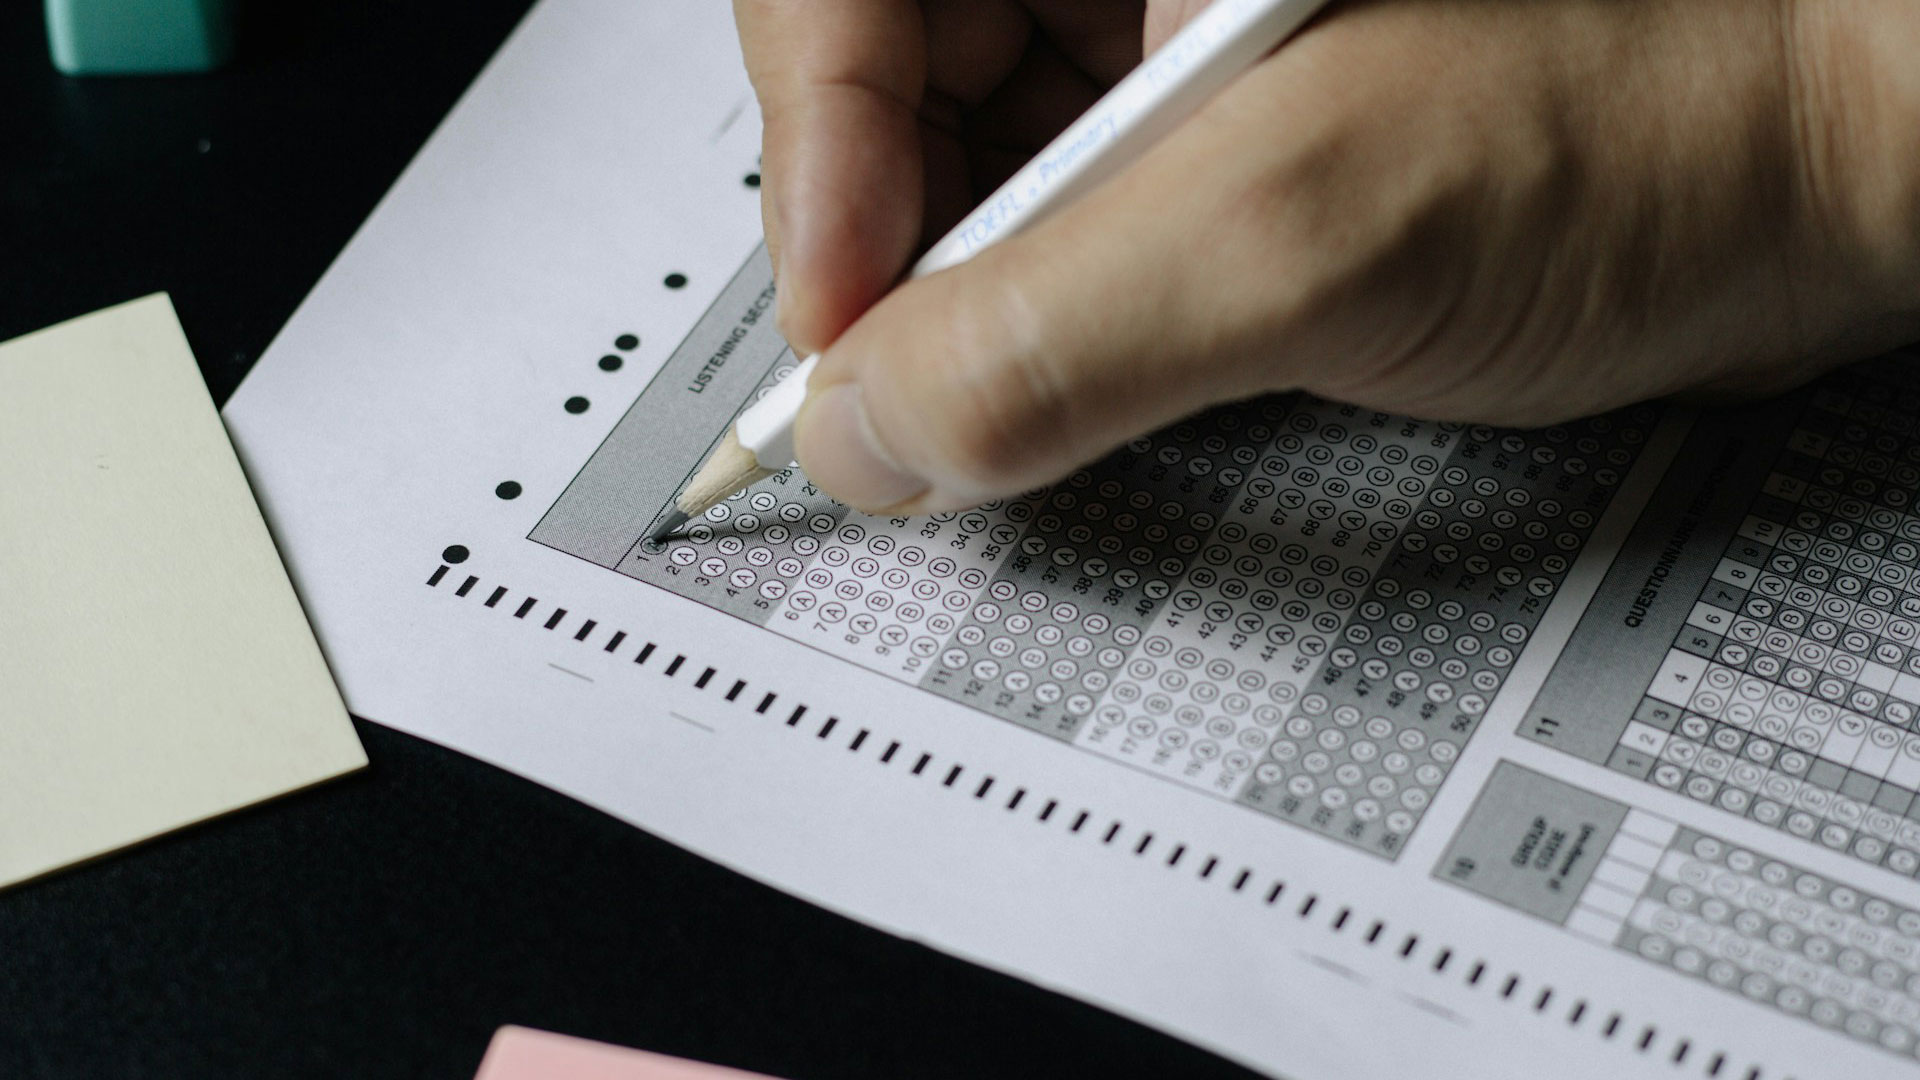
[646,509,691,546]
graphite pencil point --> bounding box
[646,509,691,546]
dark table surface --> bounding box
[0,4,1263,1078]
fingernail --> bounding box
[773,268,815,353]
[771,184,804,345]
[774,281,800,347]
[796,383,927,512]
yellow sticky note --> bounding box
[0,294,366,889]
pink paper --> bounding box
[475,1027,784,1080]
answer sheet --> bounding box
[225,2,1920,1076]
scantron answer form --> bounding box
[224,3,1920,1077]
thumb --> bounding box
[793,122,1278,514]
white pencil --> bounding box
[649,0,1334,543]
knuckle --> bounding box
[1213,74,1506,392]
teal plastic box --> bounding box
[45,0,234,75]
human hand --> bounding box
[736,0,1920,514]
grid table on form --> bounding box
[1440,762,1920,1062]
[1529,358,1920,877]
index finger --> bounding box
[733,0,928,355]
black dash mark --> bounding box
[1671,1040,1689,1064]
[848,729,868,752]
[514,598,537,619]
[1298,895,1317,918]
[1039,800,1057,822]
[495,481,521,500]
[1432,947,1451,971]
[817,716,838,740]
[1199,856,1216,878]
[1005,788,1024,811]
[973,777,993,799]
[1231,869,1249,891]
[725,680,745,701]
[456,576,477,597]
[1366,922,1384,945]
[442,545,469,563]
[1636,1027,1656,1052]
[1133,833,1153,856]
[1533,988,1552,1012]
[1264,883,1284,905]
[1467,962,1485,986]
[544,608,567,629]
[880,741,899,763]
[574,619,597,641]
[941,764,962,787]
[1101,822,1121,844]
[428,566,448,586]
[1166,844,1186,867]
[1602,1014,1621,1038]
[1070,811,1088,833]
[1500,976,1518,999]
[693,666,714,688]
[1743,1068,1760,1080]
[485,587,506,607]
[564,396,590,414]
[635,642,656,665]
[1399,935,1419,958]
[603,630,626,652]
[1332,909,1350,931]
[1568,1001,1586,1025]
[1707,1053,1724,1076]
[911,754,930,776]
[664,655,685,676]
[755,692,776,714]
[786,705,807,727]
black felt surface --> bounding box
[0,4,1263,1078]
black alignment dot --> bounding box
[442,545,470,564]
[598,354,623,372]
[744,173,761,188]
[614,333,639,350]
[663,273,688,289]
[495,481,522,500]
[564,396,590,414]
